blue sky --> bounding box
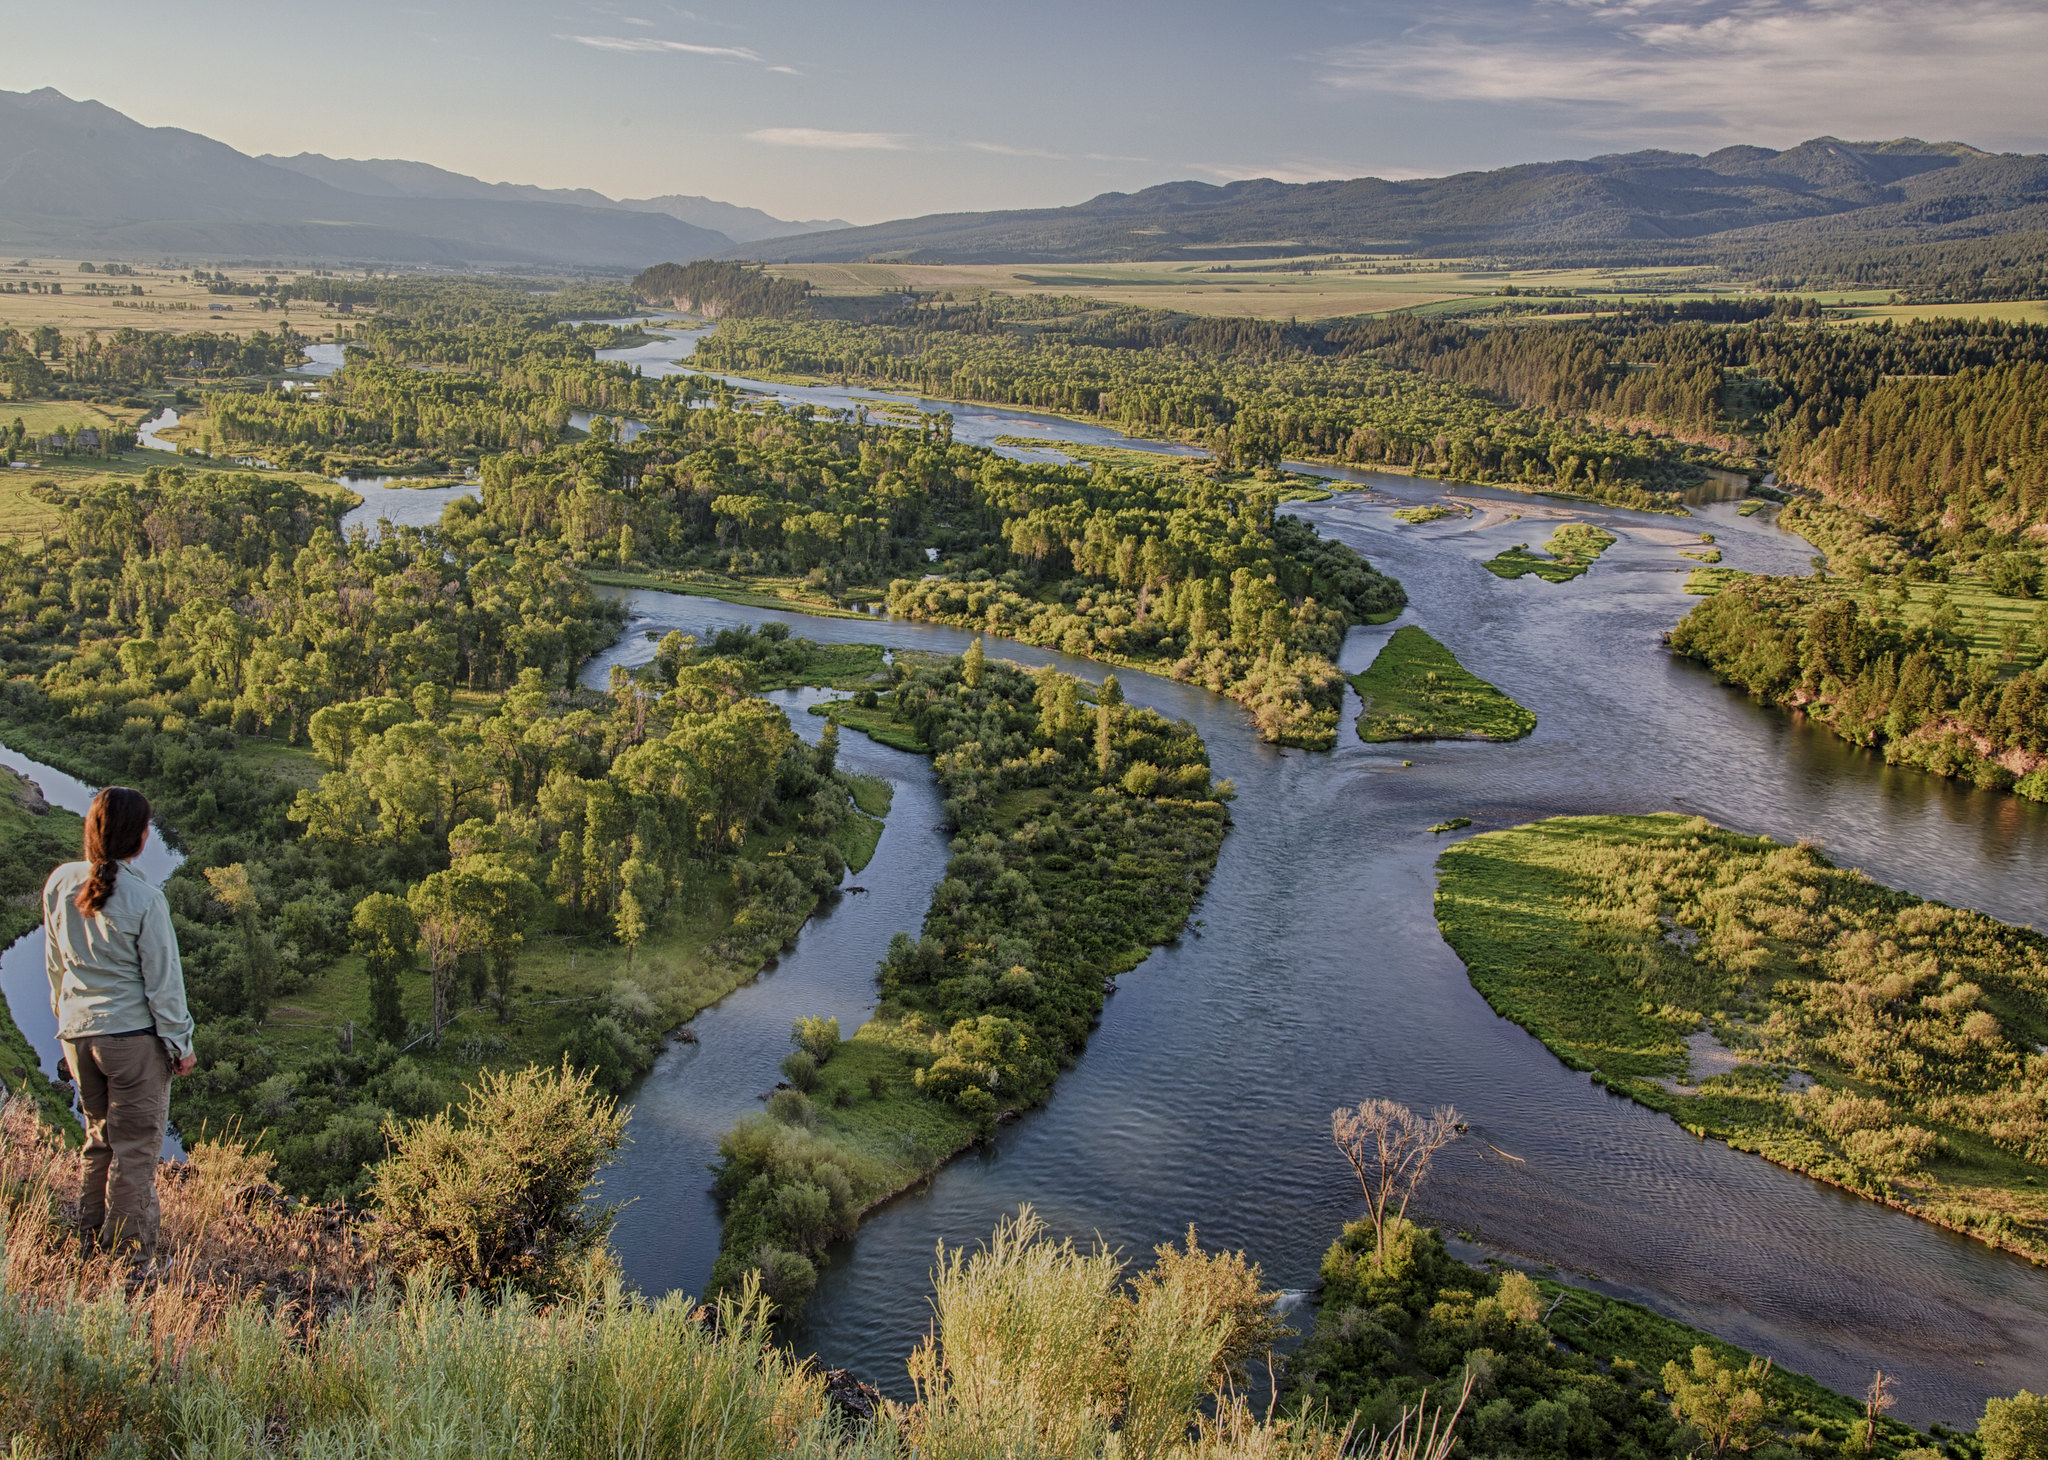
[6,0,2045,224]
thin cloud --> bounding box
[766,65,801,75]
[748,127,912,151]
[1192,159,1389,184]
[967,141,1069,160]
[1317,0,2048,147]
[561,34,762,61]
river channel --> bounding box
[15,322,2041,1424]
[572,323,2048,1423]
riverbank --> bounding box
[584,567,879,620]
[1435,813,2048,1264]
[707,647,1230,1315]
[0,623,898,1200]
[1349,626,1537,743]
[0,767,82,1123]
[1290,1219,1936,1458]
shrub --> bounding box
[767,1088,816,1128]
[793,1014,842,1064]
[1980,1391,2048,1460]
[368,1060,625,1295]
[780,1049,820,1092]
[749,1244,819,1309]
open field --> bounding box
[1,400,152,435]
[766,257,2048,325]
[0,474,63,544]
[0,258,351,339]
[1825,297,2048,326]
[2,455,356,543]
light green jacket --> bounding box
[43,860,193,1060]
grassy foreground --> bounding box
[1349,627,1536,743]
[1435,814,2048,1261]
[0,1090,1386,1460]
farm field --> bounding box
[764,257,2048,325]
[0,258,354,338]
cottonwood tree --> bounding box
[1662,1347,1779,1458]
[1331,1098,1462,1260]
[205,862,273,1022]
[349,892,416,1044]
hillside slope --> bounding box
[258,153,848,243]
[731,137,2048,263]
[0,87,730,268]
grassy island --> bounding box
[1485,522,1619,582]
[710,645,1230,1315]
[1350,626,1537,743]
[1392,502,1469,524]
[1436,813,2048,1261]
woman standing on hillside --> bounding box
[43,786,195,1261]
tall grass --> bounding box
[0,1100,1461,1458]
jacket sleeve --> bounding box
[138,892,194,1060]
[44,878,64,1019]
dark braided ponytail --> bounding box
[74,786,151,916]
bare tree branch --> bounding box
[1331,1099,1462,1260]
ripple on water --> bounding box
[588,484,2048,1426]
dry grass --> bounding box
[0,258,350,339]
[0,1097,379,1326]
[0,473,62,545]
[0,1095,1470,1458]
[758,259,2032,324]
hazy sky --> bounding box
[6,0,2046,225]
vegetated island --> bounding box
[1391,502,1470,524]
[708,642,1230,1316]
[989,434,1338,503]
[1436,813,2048,1262]
[883,467,1407,750]
[1682,564,1749,596]
[1484,522,1619,582]
[1350,626,1537,743]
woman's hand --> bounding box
[170,1051,197,1076]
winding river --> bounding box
[577,317,2048,1426]
[9,322,2042,1425]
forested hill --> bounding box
[0,88,732,269]
[732,137,2048,266]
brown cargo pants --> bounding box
[61,1033,171,1257]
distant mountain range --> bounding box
[255,153,847,246]
[731,138,2048,264]
[0,87,838,270]
[5,85,2043,276]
